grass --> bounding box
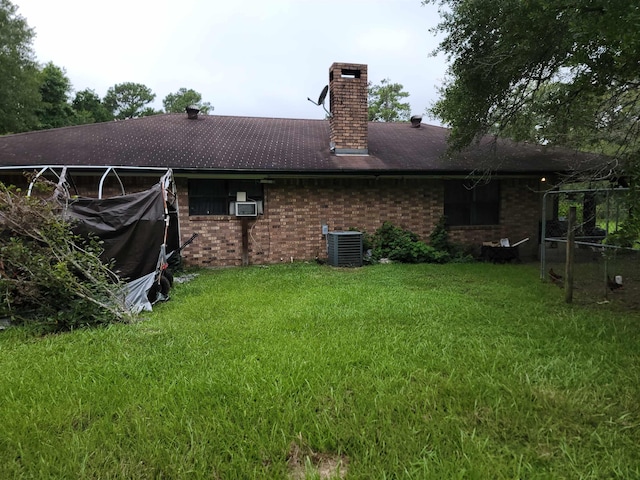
[1,263,639,478]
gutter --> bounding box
[0,164,566,180]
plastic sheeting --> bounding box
[64,183,175,281]
[61,177,180,313]
[124,271,156,313]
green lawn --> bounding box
[1,263,639,479]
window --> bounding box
[188,179,263,216]
[444,180,500,226]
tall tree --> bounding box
[163,88,213,114]
[424,0,640,166]
[72,88,113,124]
[368,79,411,122]
[36,62,75,129]
[425,0,640,238]
[103,82,156,120]
[0,0,41,134]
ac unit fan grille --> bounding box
[327,231,363,267]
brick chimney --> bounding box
[329,62,368,155]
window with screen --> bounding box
[188,179,263,216]
[444,180,500,226]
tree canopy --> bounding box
[163,88,213,114]
[368,79,411,122]
[36,62,76,129]
[0,0,211,132]
[0,0,41,134]
[72,88,113,124]
[425,0,640,174]
[104,82,157,120]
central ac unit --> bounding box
[327,231,363,267]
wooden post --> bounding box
[241,218,249,267]
[564,206,576,303]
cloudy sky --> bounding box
[14,0,448,122]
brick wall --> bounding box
[179,177,543,267]
[0,172,542,265]
[446,178,541,257]
[329,63,368,153]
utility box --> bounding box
[327,231,363,267]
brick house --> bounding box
[0,62,599,267]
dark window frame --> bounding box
[444,180,500,226]
[188,179,263,216]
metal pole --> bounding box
[541,190,549,280]
[241,218,250,266]
[565,206,576,303]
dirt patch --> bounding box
[287,436,348,480]
[545,258,640,311]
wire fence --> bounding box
[542,241,639,308]
[540,186,639,308]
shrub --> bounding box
[359,220,474,265]
[604,223,640,248]
[0,181,131,332]
[429,215,453,252]
[368,221,451,264]
[429,216,476,263]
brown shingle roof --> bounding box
[0,113,601,175]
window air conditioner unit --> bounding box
[235,201,258,217]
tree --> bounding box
[424,1,639,164]
[368,78,411,122]
[163,88,213,114]
[72,88,113,124]
[0,0,41,134]
[36,62,75,129]
[103,82,156,120]
[425,0,640,234]
[138,106,163,117]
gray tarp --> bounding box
[124,271,156,313]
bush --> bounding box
[367,222,450,264]
[604,223,640,248]
[429,215,453,252]
[429,216,476,263]
[0,181,132,332]
[360,220,474,265]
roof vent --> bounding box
[410,115,422,128]
[186,105,200,119]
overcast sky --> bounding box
[14,0,448,123]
